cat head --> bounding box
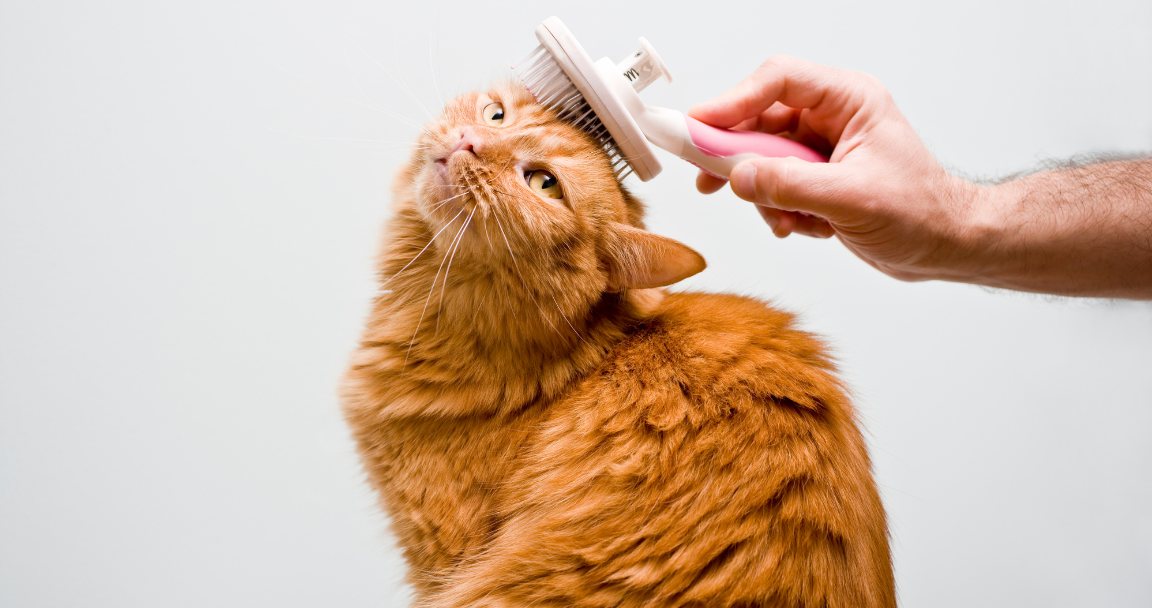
[403,83,705,294]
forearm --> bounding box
[963,158,1152,298]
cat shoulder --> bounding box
[611,291,845,413]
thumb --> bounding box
[729,157,852,221]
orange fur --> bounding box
[341,83,894,607]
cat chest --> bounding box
[379,413,541,564]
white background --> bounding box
[2,1,1150,606]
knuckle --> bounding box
[853,71,894,103]
[759,55,785,70]
[856,71,883,89]
[763,160,793,206]
[758,54,798,73]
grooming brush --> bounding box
[515,16,826,182]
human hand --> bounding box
[690,56,985,283]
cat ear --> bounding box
[602,223,706,291]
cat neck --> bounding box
[350,208,661,419]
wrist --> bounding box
[940,177,1021,285]
[951,177,1035,289]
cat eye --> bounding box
[525,169,563,200]
[482,102,505,126]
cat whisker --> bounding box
[405,206,474,364]
[424,190,469,212]
[426,190,471,215]
[485,201,586,345]
[264,130,434,150]
[481,211,496,256]
[427,31,446,108]
[270,61,426,130]
[436,207,476,335]
[379,203,467,294]
[348,39,436,122]
[490,205,563,337]
[437,168,586,346]
[548,290,589,346]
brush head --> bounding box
[515,18,665,182]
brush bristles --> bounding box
[515,45,633,181]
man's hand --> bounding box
[690,56,1152,298]
[690,55,982,283]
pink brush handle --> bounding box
[684,116,827,178]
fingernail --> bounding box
[731,162,758,199]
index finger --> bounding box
[688,56,861,131]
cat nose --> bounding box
[452,128,482,156]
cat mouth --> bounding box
[424,153,481,218]
[435,148,476,164]
[433,150,476,175]
[431,150,481,190]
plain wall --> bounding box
[2,0,1150,606]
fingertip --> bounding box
[686,102,711,118]
[756,205,793,238]
[688,89,751,128]
[695,171,728,194]
[687,101,723,124]
[755,103,803,134]
[774,211,796,238]
[754,204,777,231]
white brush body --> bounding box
[519,17,826,183]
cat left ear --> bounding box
[602,223,706,291]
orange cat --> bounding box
[341,82,895,607]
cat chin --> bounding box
[426,157,454,189]
[417,173,471,223]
